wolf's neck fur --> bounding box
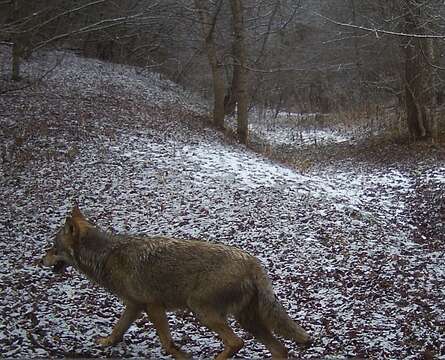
[73,227,117,284]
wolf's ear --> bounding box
[63,217,80,240]
[71,205,85,220]
[62,217,78,257]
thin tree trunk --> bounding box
[224,56,238,116]
[350,0,363,100]
[194,0,225,130]
[403,2,432,141]
[11,0,22,81]
[230,0,248,144]
[11,41,21,81]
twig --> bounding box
[314,12,445,39]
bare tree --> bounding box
[10,0,23,81]
[315,0,445,141]
[0,1,167,80]
[190,0,250,141]
[193,0,226,130]
[230,0,248,144]
[403,0,433,140]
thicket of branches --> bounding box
[1,0,445,142]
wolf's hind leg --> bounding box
[196,310,244,360]
[146,303,190,360]
[97,303,142,346]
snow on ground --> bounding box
[1,49,444,359]
[248,111,352,147]
[251,124,351,147]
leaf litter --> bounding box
[0,48,444,359]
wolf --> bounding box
[42,206,311,359]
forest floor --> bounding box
[1,49,444,359]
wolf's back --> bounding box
[111,236,261,308]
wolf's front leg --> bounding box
[146,303,191,359]
[96,303,142,346]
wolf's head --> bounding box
[42,205,91,273]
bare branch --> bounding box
[314,11,445,39]
[31,13,144,52]
[25,0,106,34]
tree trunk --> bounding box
[224,61,238,116]
[11,41,21,81]
[350,0,363,100]
[11,0,22,81]
[403,3,432,141]
[211,62,226,130]
[194,0,225,130]
[230,0,248,144]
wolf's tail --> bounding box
[255,274,311,345]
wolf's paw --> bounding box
[171,349,192,360]
[96,335,121,347]
[167,345,191,360]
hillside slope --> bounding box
[1,49,444,359]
